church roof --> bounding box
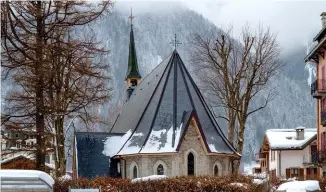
[74,132,124,179]
[126,25,141,80]
[110,50,238,156]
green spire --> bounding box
[126,24,141,80]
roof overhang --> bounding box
[313,27,326,42]
[305,37,326,63]
[113,151,239,159]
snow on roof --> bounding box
[131,175,168,183]
[1,153,33,164]
[139,123,183,154]
[266,128,317,150]
[276,180,320,192]
[102,130,131,157]
[1,153,55,169]
[0,170,54,190]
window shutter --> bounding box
[286,168,290,179]
[317,167,321,179]
[299,168,304,181]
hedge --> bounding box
[54,174,266,192]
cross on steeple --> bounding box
[129,7,135,25]
[170,34,181,50]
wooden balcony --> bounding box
[311,79,326,99]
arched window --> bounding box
[133,165,137,179]
[157,164,164,175]
[187,152,195,175]
[213,160,223,176]
[214,165,219,176]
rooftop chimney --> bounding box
[321,12,326,28]
[296,127,305,140]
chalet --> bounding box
[257,127,318,180]
[305,12,326,176]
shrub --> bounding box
[54,174,266,192]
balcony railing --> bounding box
[303,150,326,165]
[311,79,326,98]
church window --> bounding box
[133,165,138,178]
[214,165,219,176]
[187,152,195,175]
[213,160,222,176]
[157,164,164,175]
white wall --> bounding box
[279,146,310,178]
[269,150,279,174]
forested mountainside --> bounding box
[1,5,316,168]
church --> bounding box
[72,16,240,180]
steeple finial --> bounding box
[129,7,135,25]
[170,34,181,50]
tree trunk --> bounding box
[227,110,236,147]
[55,117,66,177]
[35,1,45,172]
[233,120,246,172]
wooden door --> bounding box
[306,168,311,180]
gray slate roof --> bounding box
[75,132,124,179]
[110,50,238,155]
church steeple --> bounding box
[125,8,141,90]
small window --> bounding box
[157,164,164,175]
[133,165,137,179]
[187,152,195,175]
[214,165,219,176]
[130,79,138,87]
[15,133,18,138]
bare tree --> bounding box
[1,1,112,175]
[189,25,282,171]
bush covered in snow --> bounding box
[54,174,266,192]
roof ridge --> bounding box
[117,52,175,155]
[137,53,176,153]
[177,53,238,154]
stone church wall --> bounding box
[122,119,232,179]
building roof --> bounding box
[0,153,54,169]
[305,36,326,62]
[313,27,326,42]
[74,132,124,179]
[110,50,238,156]
[126,24,141,80]
[265,128,317,150]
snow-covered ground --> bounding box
[131,175,168,183]
[276,180,320,192]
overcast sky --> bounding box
[116,0,326,52]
